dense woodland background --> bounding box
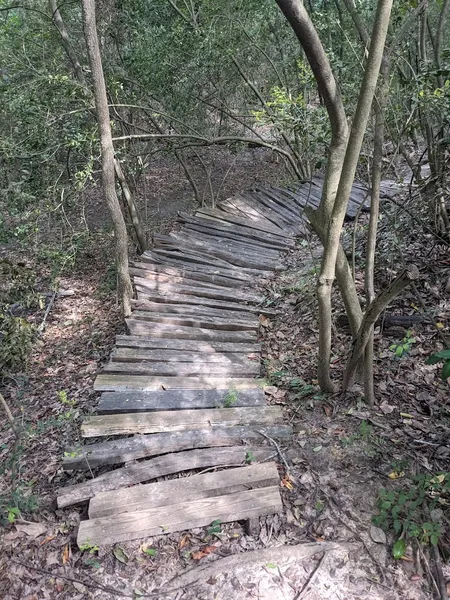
[0,1,450,598]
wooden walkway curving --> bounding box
[57,176,370,547]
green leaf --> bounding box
[441,361,450,381]
[143,548,157,557]
[393,538,407,559]
[430,534,439,546]
[427,349,450,364]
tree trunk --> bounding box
[315,0,393,391]
[82,0,133,316]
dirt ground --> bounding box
[1,150,449,599]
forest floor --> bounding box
[0,150,450,600]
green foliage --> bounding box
[79,540,100,554]
[223,389,238,408]
[207,519,222,536]
[372,473,450,556]
[0,314,36,374]
[427,349,450,381]
[0,440,38,526]
[389,329,416,358]
[245,450,256,464]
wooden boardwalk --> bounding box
[57,177,369,547]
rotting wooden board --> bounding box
[178,225,286,254]
[135,256,250,282]
[178,211,293,247]
[77,486,282,546]
[227,194,299,235]
[130,299,258,322]
[112,347,259,365]
[134,277,263,303]
[168,230,282,260]
[57,446,274,507]
[252,189,301,226]
[196,207,289,237]
[115,335,261,353]
[125,320,258,341]
[94,374,264,392]
[255,187,302,222]
[96,388,266,414]
[129,310,259,331]
[102,359,260,378]
[129,265,243,290]
[88,462,280,518]
[81,406,281,437]
[63,424,292,470]
[154,236,282,272]
[134,291,276,317]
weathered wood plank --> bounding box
[178,225,287,254]
[102,359,260,377]
[256,187,302,222]
[130,299,258,322]
[57,446,274,507]
[178,211,294,247]
[134,276,263,303]
[63,424,292,470]
[94,374,264,391]
[134,257,250,283]
[196,207,289,237]
[125,320,258,341]
[252,189,301,226]
[89,462,280,518]
[77,486,282,546]
[96,388,266,414]
[115,335,261,353]
[225,194,299,234]
[135,291,275,316]
[112,347,259,364]
[81,406,281,437]
[129,309,259,331]
[153,234,282,271]
[129,264,243,289]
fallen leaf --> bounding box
[388,471,405,480]
[15,521,46,538]
[192,545,217,560]
[379,401,394,414]
[370,525,387,544]
[281,476,293,491]
[263,386,278,396]
[179,534,190,549]
[62,543,71,565]
[40,535,56,546]
[113,546,129,564]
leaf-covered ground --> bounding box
[1,159,449,599]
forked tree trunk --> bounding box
[82,0,133,315]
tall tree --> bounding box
[82,0,133,315]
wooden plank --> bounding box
[148,248,269,277]
[179,225,287,253]
[101,359,260,378]
[135,291,276,316]
[89,462,280,518]
[125,320,258,341]
[134,277,264,303]
[153,234,281,271]
[81,406,281,437]
[130,299,258,321]
[63,424,292,470]
[77,486,282,546]
[134,257,250,283]
[225,194,299,234]
[94,374,264,391]
[252,189,301,225]
[112,347,259,364]
[129,309,259,331]
[256,187,303,222]
[115,335,261,353]
[196,207,289,237]
[96,388,266,414]
[129,264,243,290]
[178,211,294,247]
[57,446,274,507]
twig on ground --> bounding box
[417,545,441,598]
[432,532,448,600]
[37,291,57,334]
[0,392,20,439]
[167,542,357,590]
[294,552,326,600]
[257,429,291,473]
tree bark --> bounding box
[343,265,420,390]
[49,0,86,87]
[82,0,133,315]
[316,0,393,391]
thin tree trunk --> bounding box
[49,0,86,87]
[316,0,393,391]
[82,0,133,315]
